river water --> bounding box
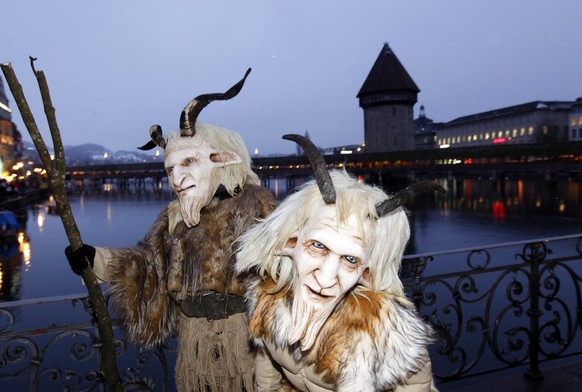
[0,177,581,302]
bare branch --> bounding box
[1,61,124,391]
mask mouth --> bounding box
[304,284,335,303]
[176,184,196,194]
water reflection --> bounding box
[434,178,581,218]
[408,178,582,254]
[0,210,31,301]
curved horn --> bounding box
[375,181,445,217]
[283,134,336,204]
[137,125,166,150]
[180,67,252,136]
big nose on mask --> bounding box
[313,256,340,289]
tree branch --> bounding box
[1,61,124,392]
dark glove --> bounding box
[65,244,96,276]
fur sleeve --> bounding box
[105,206,177,347]
[337,295,434,391]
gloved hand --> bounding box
[65,244,96,276]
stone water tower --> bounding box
[357,43,419,152]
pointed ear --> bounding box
[282,235,298,256]
[210,151,242,167]
[358,267,372,288]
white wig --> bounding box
[236,170,409,295]
[165,122,259,196]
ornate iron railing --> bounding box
[0,293,177,391]
[402,233,582,385]
[1,234,581,390]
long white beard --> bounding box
[178,193,208,227]
[289,287,335,351]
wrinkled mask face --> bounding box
[164,134,240,227]
[284,203,373,351]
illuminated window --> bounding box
[468,135,472,142]
[520,127,525,136]
[528,126,534,135]
[473,134,477,141]
[513,129,518,137]
[485,132,490,140]
[543,125,548,135]
[578,116,582,126]
[498,131,503,138]
[505,129,510,138]
[572,118,578,127]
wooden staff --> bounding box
[1,59,124,391]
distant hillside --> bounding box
[64,143,110,164]
[21,141,159,165]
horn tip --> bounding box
[282,134,301,142]
[137,140,157,151]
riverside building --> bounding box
[359,43,579,153]
[0,76,17,172]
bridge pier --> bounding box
[134,178,146,192]
[116,178,129,192]
[261,176,270,188]
[153,178,164,192]
[286,176,296,192]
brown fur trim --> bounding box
[106,207,176,347]
[248,278,433,389]
[106,184,277,347]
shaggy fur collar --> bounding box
[247,278,434,390]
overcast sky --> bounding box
[3,1,582,156]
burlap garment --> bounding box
[175,312,255,392]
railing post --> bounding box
[524,241,544,380]
[407,256,430,311]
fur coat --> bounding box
[94,184,276,391]
[246,278,438,392]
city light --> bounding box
[0,102,11,113]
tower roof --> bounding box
[357,43,420,98]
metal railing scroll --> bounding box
[0,293,176,391]
[402,234,582,384]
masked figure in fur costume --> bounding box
[235,134,443,392]
[66,69,277,392]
